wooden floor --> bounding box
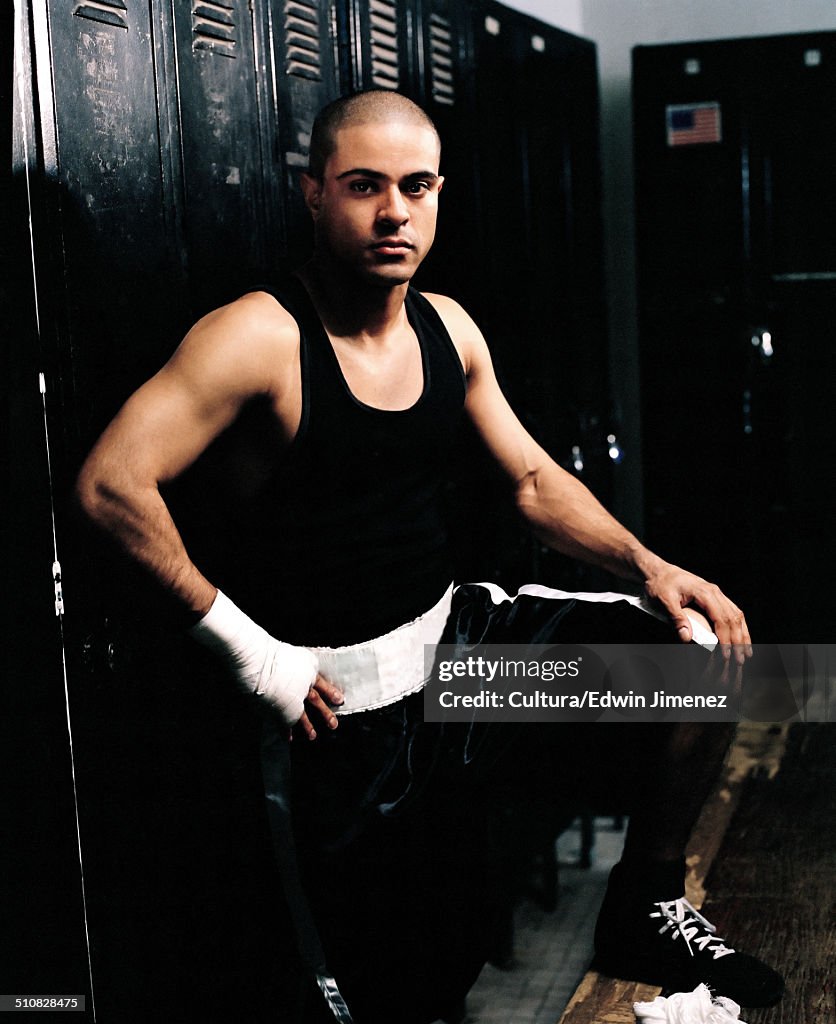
[702,724,836,1024]
[450,723,835,1024]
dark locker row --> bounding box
[634,31,836,643]
[10,2,612,1019]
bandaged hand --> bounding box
[189,590,322,727]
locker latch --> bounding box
[53,559,65,617]
[750,328,774,359]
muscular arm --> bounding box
[425,294,750,651]
[76,292,293,617]
[76,293,342,733]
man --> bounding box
[76,91,782,1021]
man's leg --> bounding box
[265,695,490,1024]
[446,584,785,1008]
[620,720,736,864]
[593,720,784,1007]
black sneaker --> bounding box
[593,864,785,1008]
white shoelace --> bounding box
[650,898,735,960]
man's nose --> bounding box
[377,186,409,226]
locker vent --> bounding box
[369,0,400,90]
[428,12,454,105]
[192,0,237,58]
[284,0,322,81]
[73,0,128,31]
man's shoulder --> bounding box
[167,290,303,403]
[418,291,467,320]
[418,291,488,374]
[186,289,301,361]
[418,292,482,333]
[226,288,301,337]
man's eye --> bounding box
[350,181,375,193]
[405,181,430,194]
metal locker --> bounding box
[27,0,188,446]
[748,35,836,643]
[409,0,480,309]
[513,23,610,462]
[461,1,613,589]
[340,0,412,94]
[634,40,753,611]
[170,0,283,310]
[415,0,463,111]
[9,8,91,1002]
[634,32,836,641]
[15,4,303,1019]
[268,0,341,262]
[21,0,191,782]
[456,2,557,588]
[13,0,190,1015]
[470,3,610,451]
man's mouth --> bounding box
[370,239,414,255]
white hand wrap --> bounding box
[189,590,318,726]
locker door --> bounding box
[445,2,532,587]
[634,32,836,641]
[470,3,534,407]
[517,29,611,484]
[461,2,612,589]
[17,0,191,1016]
[471,4,610,457]
[756,33,836,640]
[9,4,91,1002]
[170,0,282,310]
[20,3,308,1020]
[269,0,341,262]
[634,40,757,618]
[341,0,413,93]
[36,0,188,444]
[409,0,478,306]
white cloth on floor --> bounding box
[634,984,747,1024]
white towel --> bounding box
[634,984,746,1024]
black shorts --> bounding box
[262,583,700,1023]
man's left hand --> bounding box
[643,563,752,662]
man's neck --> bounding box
[297,258,410,343]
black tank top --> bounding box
[228,276,467,646]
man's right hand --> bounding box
[190,590,344,732]
[296,675,347,741]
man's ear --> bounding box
[300,172,323,218]
[437,175,445,194]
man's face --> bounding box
[303,120,443,286]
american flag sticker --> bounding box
[666,102,723,146]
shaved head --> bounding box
[308,90,440,180]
